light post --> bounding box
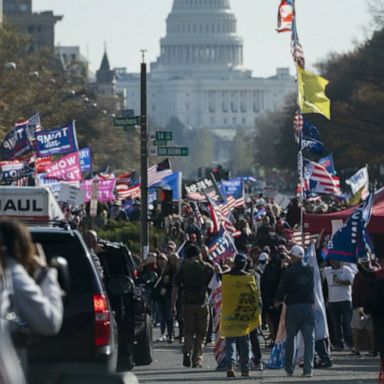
[140,50,149,260]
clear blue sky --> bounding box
[33,0,372,77]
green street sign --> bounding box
[153,140,168,146]
[113,116,141,127]
[157,147,188,156]
[155,131,173,141]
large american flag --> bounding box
[304,159,341,196]
[291,20,305,69]
[293,110,304,142]
[148,158,173,186]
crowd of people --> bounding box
[1,191,384,381]
[133,195,384,379]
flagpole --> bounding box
[140,50,149,260]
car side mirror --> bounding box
[50,256,71,303]
[107,276,135,296]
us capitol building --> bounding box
[115,0,295,143]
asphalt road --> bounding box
[134,329,379,384]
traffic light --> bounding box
[157,189,173,216]
[210,165,229,181]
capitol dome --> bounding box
[151,0,247,79]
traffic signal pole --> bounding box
[140,52,149,259]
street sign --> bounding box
[153,140,168,146]
[113,116,141,127]
[122,109,135,117]
[155,131,173,141]
[157,147,188,156]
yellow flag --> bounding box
[297,66,331,119]
[220,274,261,337]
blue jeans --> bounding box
[285,303,315,375]
[225,335,250,372]
[328,301,353,349]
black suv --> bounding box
[27,226,118,378]
[97,240,153,371]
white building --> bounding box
[116,0,295,142]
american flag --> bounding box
[293,110,303,142]
[291,20,305,69]
[148,158,173,186]
[208,275,226,366]
[304,159,342,196]
[116,183,141,200]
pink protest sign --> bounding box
[81,179,116,203]
[45,152,82,181]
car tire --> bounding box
[133,313,153,366]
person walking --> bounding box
[171,245,214,368]
[275,245,315,378]
[323,260,355,351]
[222,253,261,378]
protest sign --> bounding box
[36,121,78,157]
[220,274,261,337]
[58,184,86,207]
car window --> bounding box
[31,232,93,293]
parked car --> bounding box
[27,226,118,382]
[97,239,153,371]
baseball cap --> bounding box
[258,252,268,261]
[290,245,305,258]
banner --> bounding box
[220,178,245,208]
[36,121,78,157]
[0,161,32,185]
[79,147,92,173]
[35,173,63,197]
[45,152,82,182]
[185,175,221,201]
[35,156,52,173]
[220,274,261,337]
[346,166,369,200]
[297,66,330,119]
[206,226,237,263]
[327,193,374,263]
[1,121,34,160]
[81,179,116,203]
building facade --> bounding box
[116,0,295,139]
[4,0,62,51]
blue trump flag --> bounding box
[1,121,34,160]
[327,193,375,263]
[318,153,336,175]
[301,121,324,154]
[79,147,92,173]
[206,226,237,264]
[36,121,78,157]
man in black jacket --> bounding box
[275,245,315,378]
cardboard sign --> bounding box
[220,274,261,338]
[58,184,86,207]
